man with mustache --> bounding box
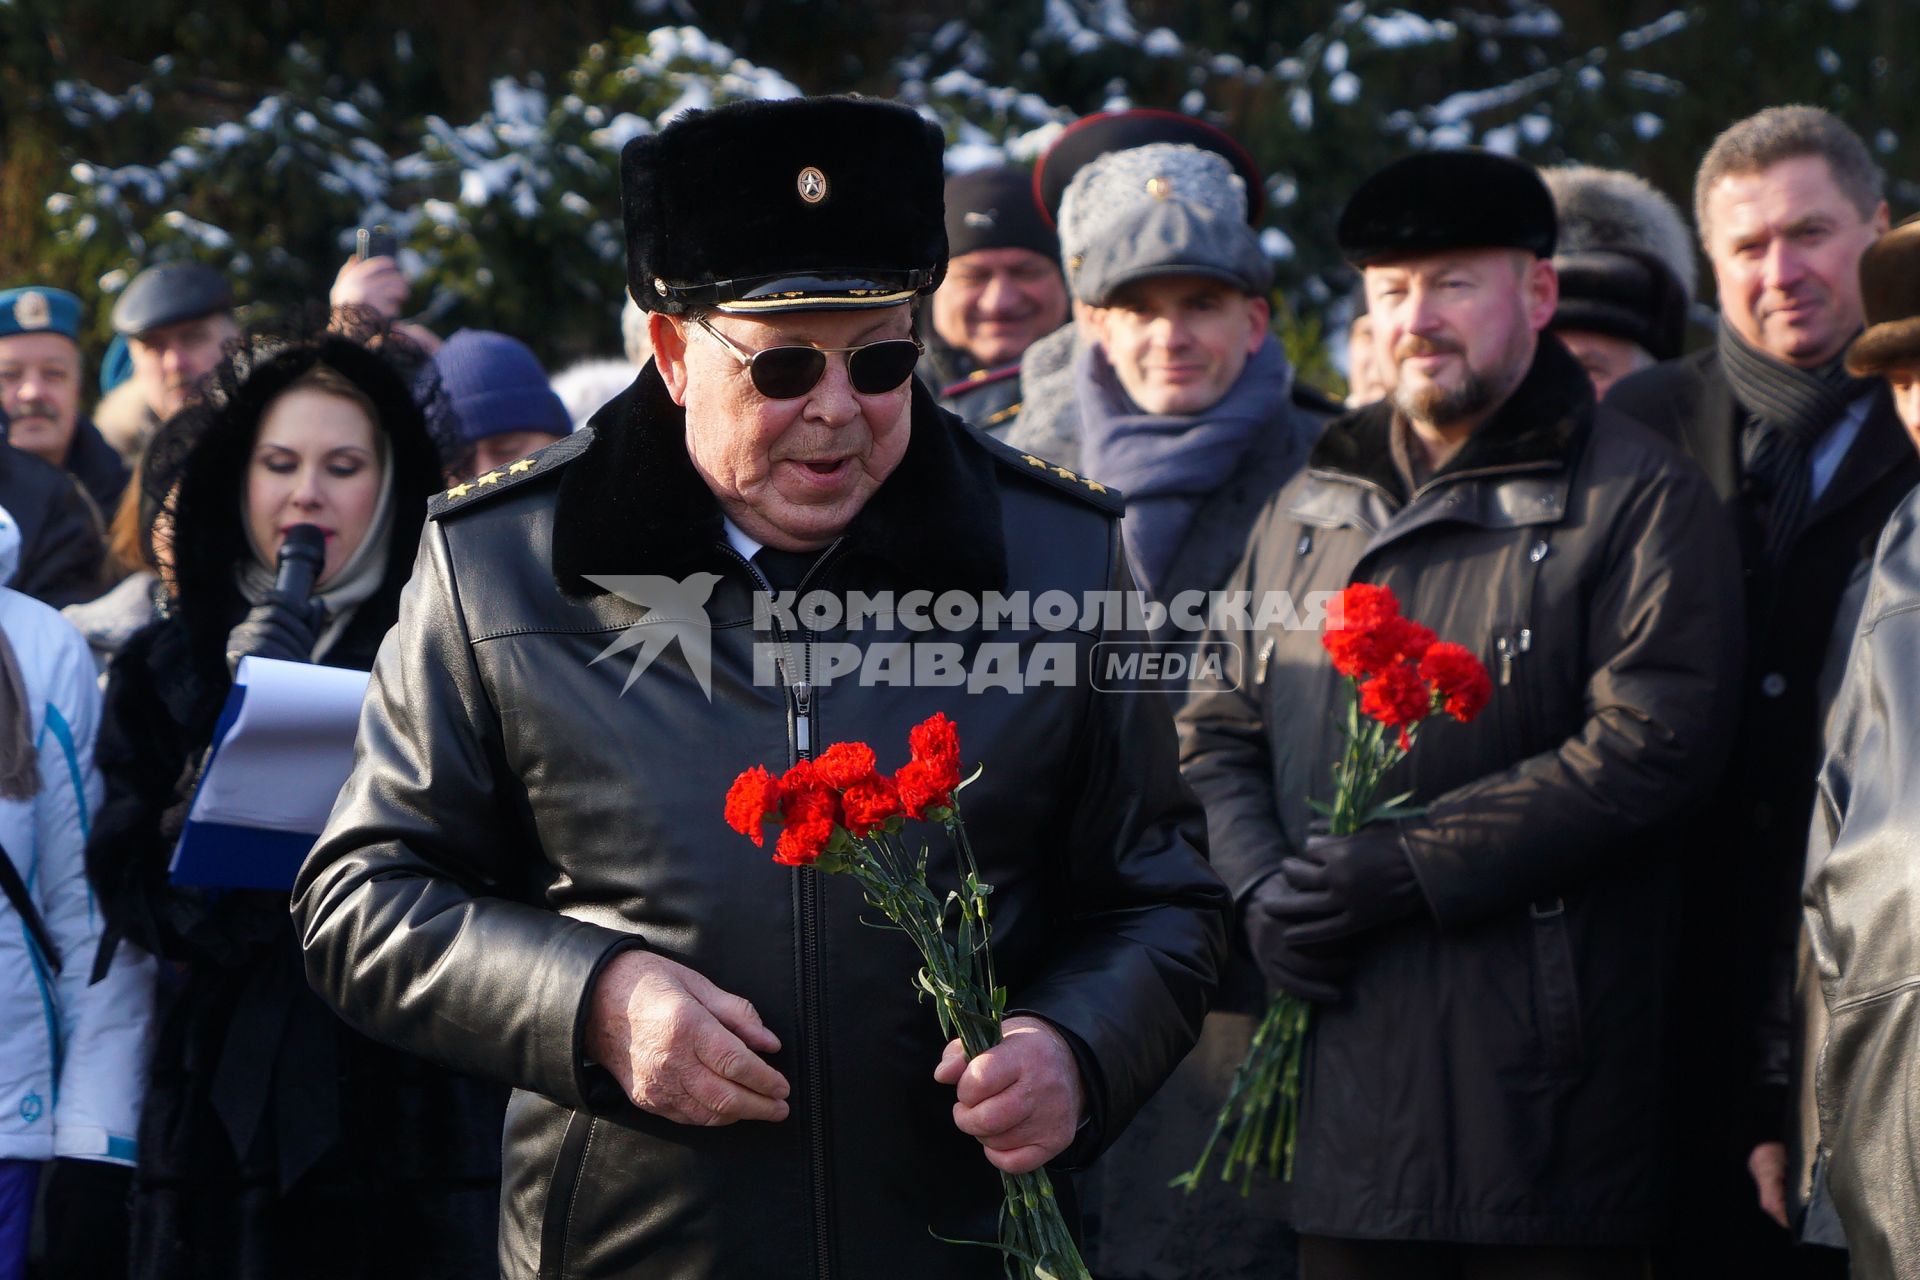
[0,289,110,607]
[0,287,127,520]
[1607,106,1919,1279]
[1181,149,1742,1277]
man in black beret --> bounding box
[293,94,1227,1280]
[107,262,238,453]
[922,166,1068,432]
[1180,148,1743,1278]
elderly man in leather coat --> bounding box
[1179,151,1744,1278]
[292,96,1228,1280]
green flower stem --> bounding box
[832,805,1091,1280]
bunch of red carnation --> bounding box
[724,712,966,866]
[1323,583,1492,747]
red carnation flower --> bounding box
[1360,663,1432,745]
[1328,583,1399,633]
[1419,642,1493,723]
[774,786,840,867]
[895,759,954,820]
[781,759,825,793]
[723,766,783,847]
[843,773,903,837]
[908,713,963,792]
[1322,584,1419,679]
[815,742,879,790]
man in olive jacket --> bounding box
[1179,150,1744,1276]
[292,97,1228,1280]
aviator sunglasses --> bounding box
[694,316,923,400]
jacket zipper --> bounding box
[721,539,839,1280]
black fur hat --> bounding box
[621,95,949,315]
[1551,247,1688,362]
[1338,149,1556,265]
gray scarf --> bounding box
[1718,322,1873,562]
[1076,334,1295,600]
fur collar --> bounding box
[553,366,1007,596]
[1310,333,1594,500]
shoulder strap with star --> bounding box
[429,429,596,521]
[965,424,1124,516]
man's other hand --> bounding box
[585,950,790,1126]
[934,1015,1085,1174]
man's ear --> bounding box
[1246,295,1273,354]
[1523,256,1560,334]
[651,312,692,405]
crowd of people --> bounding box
[0,83,1918,1280]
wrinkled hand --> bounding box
[934,1016,1084,1174]
[1274,826,1425,947]
[331,254,410,320]
[225,590,327,673]
[1243,870,1354,1003]
[585,950,790,1126]
[1748,1140,1790,1229]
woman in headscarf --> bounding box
[85,320,505,1280]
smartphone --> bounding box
[355,225,399,261]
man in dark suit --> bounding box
[1609,104,1918,1280]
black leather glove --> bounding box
[225,589,327,673]
[1273,824,1426,947]
[1243,870,1355,1003]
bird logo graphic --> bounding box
[583,573,724,700]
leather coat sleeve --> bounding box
[1004,535,1230,1156]
[292,523,641,1114]
[1177,524,1294,905]
[1403,456,1746,927]
[1803,496,1920,1280]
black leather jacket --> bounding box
[293,369,1228,1280]
[1179,339,1745,1244]
[1805,486,1920,1280]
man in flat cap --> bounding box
[0,289,109,606]
[1180,148,1742,1277]
[1803,215,1920,1280]
[1605,106,1918,1279]
[1042,139,1328,1280]
[922,166,1069,432]
[294,94,1227,1280]
[1008,109,1268,470]
[103,262,238,458]
[1541,165,1697,398]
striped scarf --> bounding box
[1718,323,1871,563]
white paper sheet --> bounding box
[187,656,371,834]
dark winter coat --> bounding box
[1077,376,1332,1280]
[292,367,1231,1280]
[0,440,103,608]
[920,333,1029,434]
[66,414,130,522]
[85,334,505,1280]
[1607,348,1919,1177]
[1179,337,1744,1244]
[1804,486,1920,1280]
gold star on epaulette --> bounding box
[1049,462,1107,494]
[476,471,502,486]
[1020,454,1048,469]
[445,481,474,500]
[508,457,537,475]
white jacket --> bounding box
[0,506,154,1166]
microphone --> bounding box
[275,523,327,603]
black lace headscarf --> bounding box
[142,311,455,693]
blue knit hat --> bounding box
[432,329,571,443]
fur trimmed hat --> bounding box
[1539,165,1696,303]
[1338,150,1556,265]
[1846,215,1920,376]
[620,95,948,316]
